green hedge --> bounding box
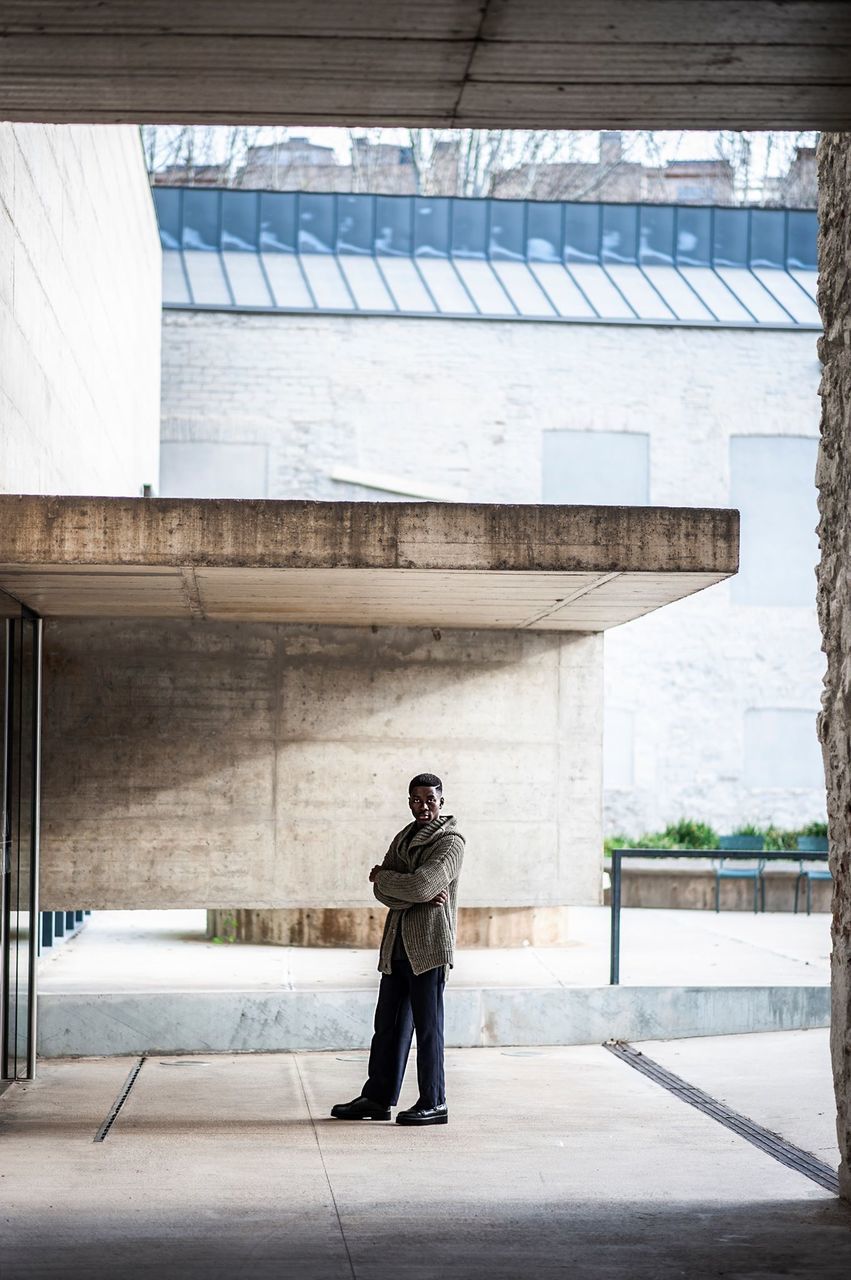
[604,819,827,859]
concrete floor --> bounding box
[1,1030,848,1278]
[40,906,831,992]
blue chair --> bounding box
[794,836,830,914]
[714,835,766,912]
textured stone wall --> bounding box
[0,124,161,495]
[816,132,851,1201]
[39,618,603,915]
[161,311,825,834]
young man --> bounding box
[331,772,465,1127]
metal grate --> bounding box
[93,1056,146,1143]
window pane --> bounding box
[221,191,259,251]
[489,201,524,260]
[527,202,562,261]
[183,250,230,304]
[639,206,675,265]
[751,268,820,324]
[261,253,313,307]
[790,269,817,301]
[378,257,435,311]
[744,709,823,790]
[299,255,354,307]
[451,198,487,258]
[602,205,638,263]
[730,435,818,605]
[338,256,395,310]
[677,266,751,321]
[491,262,555,315]
[715,267,789,322]
[375,197,412,256]
[605,265,673,319]
[530,263,596,317]
[415,259,476,312]
[642,266,713,321]
[298,194,335,253]
[564,203,600,263]
[713,208,748,266]
[162,251,190,304]
[453,259,516,314]
[749,209,785,268]
[259,193,296,252]
[568,264,634,318]
[676,207,711,266]
[415,198,450,257]
[222,252,272,306]
[542,430,650,504]
[153,187,182,249]
[787,211,817,269]
[182,190,219,250]
[337,195,374,254]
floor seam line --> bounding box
[293,1053,358,1280]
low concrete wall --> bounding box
[605,867,832,913]
[40,618,603,928]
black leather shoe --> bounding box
[395,1103,448,1126]
[330,1095,391,1121]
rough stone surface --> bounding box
[0,124,160,496]
[816,132,851,1201]
[39,618,603,913]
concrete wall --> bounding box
[0,124,161,495]
[39,618,603,914]
[815,131,851,1200]
[160,310,825,835]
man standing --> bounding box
[331,773,465,1127]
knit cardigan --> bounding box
[373,814,465,976]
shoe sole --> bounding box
[331,1112,391,1121]
[395,1115,449,1126]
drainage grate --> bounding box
[604,1040,839,1195]
[93,1056,146,1143]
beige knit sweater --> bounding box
[373,815,465,976]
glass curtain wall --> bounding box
[1,589,42,1081]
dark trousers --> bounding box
[362,931,446,1109]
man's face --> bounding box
[409,786,443,824]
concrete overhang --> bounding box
[0,496,737,631]
[0,1,848,129]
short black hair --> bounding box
[409,773,443,794]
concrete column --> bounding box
[816,132,851,1201]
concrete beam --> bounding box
[0,495,737,631]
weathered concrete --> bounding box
[39,619,603,915]
[1,3,850,128]
[816,132,851,1202]
[605,864,832,913]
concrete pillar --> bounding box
[816,132,851,1201]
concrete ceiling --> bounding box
[0,1,848,128]
[0,496,737,631]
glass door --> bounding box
[1,591,42,1081]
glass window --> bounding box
[542,430,650,504]
[182,190,219,251]
[337,195,374,255]
[639,206,675,265]
[787,211,817,269]
[298,194,335,253]
[153,187,182,249]
[259,193,296,252]
[222,252,272,306]
[730,435,819,605]
[749,209,785,268]
[375,197,412,256]
[221,191,259,251]
[338,256,395,310]
[162,251,191,305]
[715,267,789,322]
[751,268,820,324]
[676,207,711,266]
[642,266,713,321]
[744,709,823,789]
[713,208,748,266]
[182,251,231,304]
[677,266,751,321]
[489,201,525,260]
[568,264,634,318]
[527,202,562,262]
[415,198,450,257]
[790,268,817,301]
[451,198,487,258]
[261,253,313,308]
[529,263,596,317]
[299,255,354,308]
[605,265,673,320]
[601,205,638,263]
[453,260,516,314]
[160,442,269,499]
[564,203,600,263]
[491,262,555,315]
[415,259,476,312]
[378,257,435,311]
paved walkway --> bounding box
[1,1030,848,1278]
[39,906,831,992]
